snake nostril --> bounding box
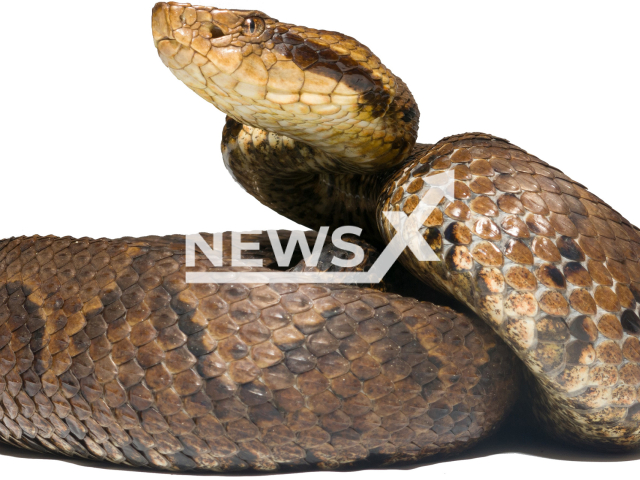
[209,24,225,39]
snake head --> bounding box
[152,2,418,168]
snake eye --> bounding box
[242,17,265,36]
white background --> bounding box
[1,0,639,478]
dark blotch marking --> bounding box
[557,236,585,262]
[476,269,500,295]
[318,48,340,62]
[272,43,292,60]
[340,67,375,93]
[444,222,470,245]
[292,44,319,70]
[538,264,566,289]
[621,309,640,336]
[425,228,442,255]
[223,116,244,139]
[628,403,640,422]
[359,91,377,104]
[336,56,360,71]
[569,315,598,342]
[412,163,430,176]
[306,62,343,83]
[282,33,303,45]
[402,105,418,123]
[565,340,592,364]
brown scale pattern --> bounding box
[149,1,640,453]
[379,133,640,447]
[0,234,516,471]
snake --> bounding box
[0,1,638,473]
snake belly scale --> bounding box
[0,0,637,473]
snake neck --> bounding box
[222,115,430,246]
[214,66,422,242]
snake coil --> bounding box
[0,1,637,473]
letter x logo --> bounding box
[383,171,455,261]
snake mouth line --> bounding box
[155,24,227,45]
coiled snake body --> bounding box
[0,1,638,472]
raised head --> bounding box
[152,2,418,169]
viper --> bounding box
[0,1,638,472]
